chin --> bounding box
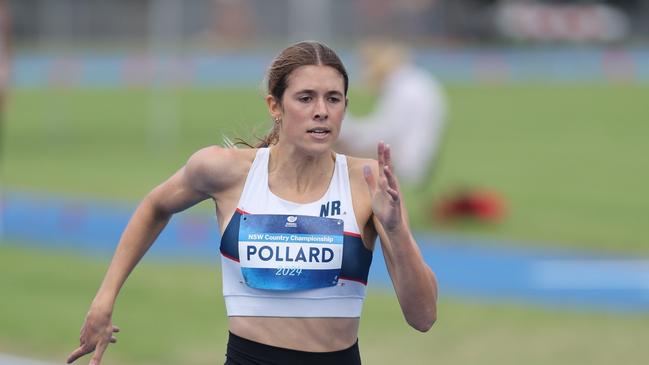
[298,140,335,156]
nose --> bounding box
[313,97,328,121]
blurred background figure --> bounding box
[337,40,447,187]
[207,0,255,47]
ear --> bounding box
[265,94,282,120]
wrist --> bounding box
[90,296,115,316]
[385,220,409,237]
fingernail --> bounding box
[363,166,371,175]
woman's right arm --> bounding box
[67,146,241,365]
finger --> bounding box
[110,336,118,344]
[112,326,120,333]
[377,141,385,177]
[363,165,376,194]
[383,164,399,192]
[89,341,109,365]
[377,170,389,191]
[66,345,91,364]
[384,143,394,172]
[383,166,399,201]
[386,187,400,201]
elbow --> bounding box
[409,316,436,333]
[407,309,437,333]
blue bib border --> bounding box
[220,209,373,285]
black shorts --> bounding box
[224,331,362,365]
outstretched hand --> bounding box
[67,309,119,365]
[363,141,404,233]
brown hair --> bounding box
[239,41,349,148]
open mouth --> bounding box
[307,127,331,136]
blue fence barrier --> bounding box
[11,46,649,88]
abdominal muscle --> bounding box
[228,316,360,352]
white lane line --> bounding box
[0,353,60,365]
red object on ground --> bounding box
[435,189,506,223]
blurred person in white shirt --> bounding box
[337,41,447,187]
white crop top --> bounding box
[219,148,374,317]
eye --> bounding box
[328,96,341,104]
[298,95,312,103]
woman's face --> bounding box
[268,65,347,154]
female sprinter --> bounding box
[67,41,437,365]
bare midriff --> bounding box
[228,316,360,352]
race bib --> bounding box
[238,214,344,291]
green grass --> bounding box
[3,84,648,364]
[3,84,649,252]
[1,242,649,365]
[425,83,649,253]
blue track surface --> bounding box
[2,191,648,312]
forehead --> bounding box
[285,65,345,93]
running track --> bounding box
[2,191,649,312]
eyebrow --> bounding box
[294,89,344,96]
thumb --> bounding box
[363,165,376,194]
[66,346,87,364]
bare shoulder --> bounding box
[345,155,379,206]
[345,155,379,182]
[185,146,257,194]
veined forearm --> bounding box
[382,225,438,331]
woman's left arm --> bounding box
[363,142,438,332]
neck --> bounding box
[268,144,335,194]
